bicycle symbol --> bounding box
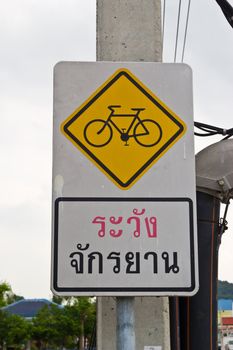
[84,105,163,147]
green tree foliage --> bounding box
[0,310,9,347]
[32,304,76,350]
[0,281,24,307]
[7,293,24,305]
[51,295,63,305]
[7,314,31,348]
[218,280,233,299]
[32,297,96,350]
[65,297,96,350]
[0,283,96,350]
[0,282,12,307]
[0,310,30,349]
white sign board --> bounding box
[52,62,198,296]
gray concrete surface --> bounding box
[96,1,170,349]
[97,297,170,350]
[97,0,162,62]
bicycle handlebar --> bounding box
[108,105,122,111]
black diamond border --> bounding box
[63,70,185,188]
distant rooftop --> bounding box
[1,298,62,319]
[222,317,233,326]
[218,299,233,311]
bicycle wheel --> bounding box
[84,119,113,147]
[134,119,162,147]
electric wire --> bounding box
[194,121,233,139]
[181,0,192,62]
[223,128,233,139]
[164,2,232,141]
[174,0,182,62]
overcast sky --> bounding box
[0,0,233,299]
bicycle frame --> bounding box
[84,105,163,148]
[98,106,149,138]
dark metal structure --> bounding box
[170,192,220,350]
[215,0,233,28]
[170,139,233,349]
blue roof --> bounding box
[218,299,233,311]
[1,299,62,318]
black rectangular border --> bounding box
[53,197,195,294]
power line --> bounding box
[174,0,182,62]
[181,0,191,62]
[194,121,233,139]
[164,0,192,63]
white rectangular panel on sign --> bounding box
[52,62,198,296]
[54,198,194,294]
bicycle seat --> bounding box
[131,108,145,111]
[108,105,122,111]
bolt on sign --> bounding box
[52,62,199,296]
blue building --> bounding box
[1,298,62,320]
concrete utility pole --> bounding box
[97,0,162,62]
[96,1,170,350]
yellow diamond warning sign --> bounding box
[61,68,186,189]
